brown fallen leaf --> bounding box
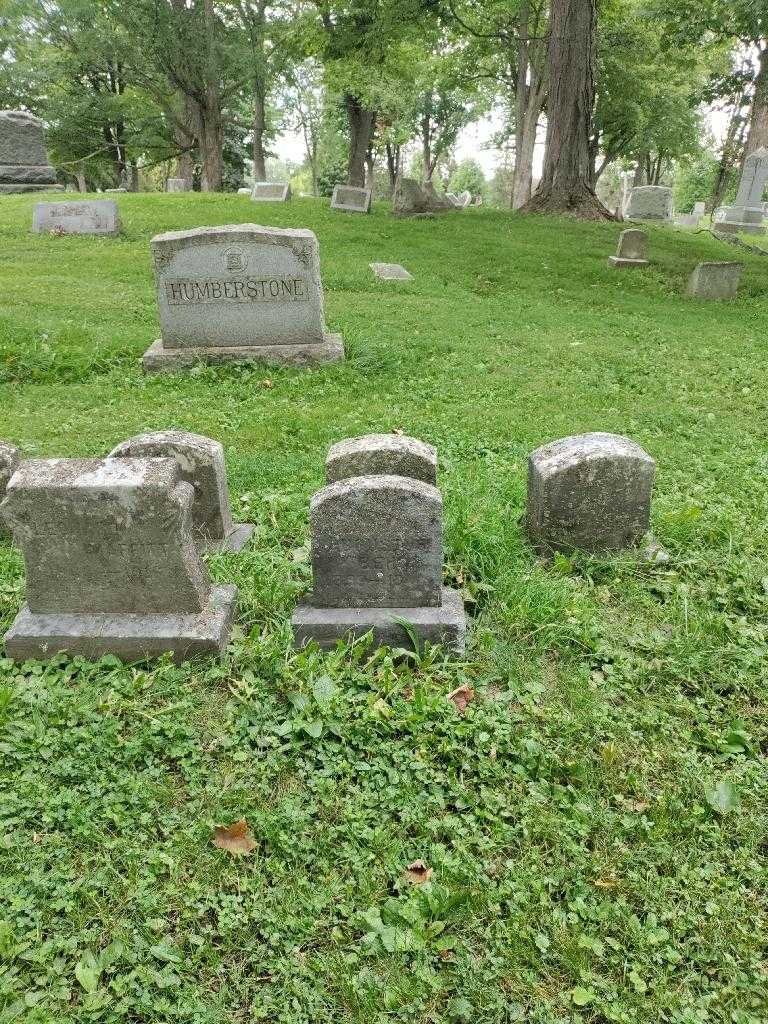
[261,378,274,388]
[403,859,433,885]
[392,428,404,436]
[593,878,619,888]
[447,684,475,714]
[212,819,257,856]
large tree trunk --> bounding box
[198,0,223,191]
[386,142,401,196]
[512,0,547,210]
[422,113,433,184]
[712,103,747,210]
[344,93,376,187]
[521,0,612,218]
[513,103,542,208]
[252,87,267,181]
[633,152,647,187]
[744,41,768,156]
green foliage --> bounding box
[448,159,487,197]
[673,150,736,211]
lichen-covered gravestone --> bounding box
[32,199,120,236]
[0,442,20,540]
[108,431,253,552]
[251,182,291,202]
[1,458,237,662]
[393,178,454,217]
[712,148,768,235]
[686,262,743,300]
[292,469,465,653]
[330,184,372,213]
[142,224,344,372]
[326,434,437,485]
[608,228,649,268]
[0,111,62,194]
[527,433,656,553]
[624,185,673,223]
[369,262,413,281]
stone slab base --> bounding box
[0,184,65,194]
[4,584,238,664]
[608,257,649,269]
[291,586,466,654]
[713,221,766,236]
[204,523,254,554]
[142,335,344,374]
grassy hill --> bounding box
[0,193,766,1023]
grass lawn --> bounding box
[0,193,767,1024]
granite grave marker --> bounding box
[32,199,120,236]
[608,228,649,268]
[686,261,743,300]
[331,184,372,213]
[370,262,413,280]
[712,148,768,234]
[251,181,291,202]
[325,434,437,485]
[0,110,62,194]
[624,185,673,222]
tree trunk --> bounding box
[513,102,542,208]
[712,103,747,210]
[344,93,376,187]
[386,142,400,195]
[632,151,647,187]
[744,41,768,156]
[365,146,375,190]
[520,0,612,219]
[252,87,267,181]
[198,0,223,191]
[76,169,87,193]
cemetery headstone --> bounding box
[608,228,649,268]
[108,430,254,551]
[331,184,372,213]
[105,188,127,193]
[692,201,706,216]
[142,223,344,372]
[291,473,465,652]
[370,262,413,281]
[392,177,454,217]
[686,261,743,300]
[0,442,20,541]
[1,458,238,662]
[712,147,768,234]
[446,192,459,206]
[0,110,62,194]
[325,434,437,485]
[457,190,472,209]
[166,177,191,193]
[237,187,251,195]
[527,432,655,553]
[624,185,673,222]
[32,199,120,236]
[251,181,291,202]
[676,213,700,228]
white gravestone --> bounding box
[32,199,120,236]
[692,201,706,216]
[713,147,768,235]
[251,182,291,202]
[331,184,372,214]
[624,186,673,222]
[142,223,344,372]
[166,178,191,193]
[370,262,413,280]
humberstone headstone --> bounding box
[1,458,238,662]
[0,111,62,194]
[0,442,20,541]
[32,199,120,236]
[251,181,291,202]
[291,474,465,652]
[326,434,437,485]
[370,262,413,281]
[608,228,649,268]
[712,147,768,235]
[527,433,655,553]
[686,261,743,300]
[624,185,673,223]
[108,431,254,552]
[166,177,191,193]
[142,224,344,372]
[331,184,372,214]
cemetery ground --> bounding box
[0,194,767,1024]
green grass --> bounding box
[1,193,767,1023]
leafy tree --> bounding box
[448,157,486,195]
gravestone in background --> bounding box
[166,178,191,193]
[291,471,465,653]
[624,185,673,222]
[687,261,743,300]
[251,182,291,202]
[370,262,413,281]
[0,442,20,541]
[0,110,62,194]
[142,223,344,372]
[392,177,454,217]
[325,434,437,485]
[32,199,120,236]
[331,184,372,213]
[1,458,237,662]
[712,147,768,235]
[237,187,251,195]
[456,191,472,209]
[676,213,700,228]
[608,228,649,268]
[527,433,656,553]
[692,201,706,216]
[108,431,254,552]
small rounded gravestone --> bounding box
[325,434,437,485]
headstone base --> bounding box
[291,585,466,653]
[712,206,765,235]
[206,523,255,553]
[607,256,649,269]
[142,334,344,374]
[0,183,64,194]
[4,584,237,664]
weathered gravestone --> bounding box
[686,261,743,300]
[692,201,706,217]
[251,182,291,202]
[326,434,437,485]
[676,213,700,228]
[237,187,251,195]
[0,110,62,194]
[331,184,372,213]
[608,228,649,268]
[142,224,344,372]
[291,474,465,652]
[0,442,20,541]
[527,433,655,553]
[393,177,454,217]
[370,262,413,281]
[712,148,768,235]
[624,185,673,222]
[1,458,238,662]
[456,191,472,209]
[108,431,253,552]
[32,199,120,236]
[166,178,191,193]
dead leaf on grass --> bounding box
[448,684,475,714]
[212,819,257,856]
[403,859,433,885]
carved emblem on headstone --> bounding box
[223,246,247,272]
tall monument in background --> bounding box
[0,111,63,194]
